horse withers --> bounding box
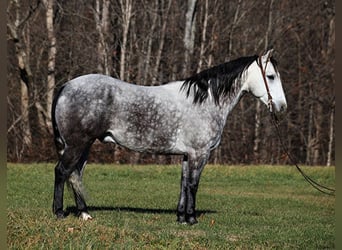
[52,50,287,224]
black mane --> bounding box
[181,55,262,105]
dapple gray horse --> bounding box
[52,50,287,224]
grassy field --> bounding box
[7,163,335,249]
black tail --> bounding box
[51,84,67,158]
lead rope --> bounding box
[271,114,335,196]
[257,55,335,196]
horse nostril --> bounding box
[280,104,287,113]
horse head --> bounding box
[243,49,287,119]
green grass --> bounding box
[7,163,335,249]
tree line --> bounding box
[7,0,335,166]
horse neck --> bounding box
[194,79,245,137]
[216,79,245,120]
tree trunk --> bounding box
[95,0,110,75]
[43,0,56,131]
[196,0,208,73]
[313,102,323,165]
[253,101,261,162]
[227,0,242,60]
[9,0,34,148]
[306,91,314,165]
[326,18,335,166]
[183,0,197,75]
[143,0,158,85]
[327,101,334,166]
[20,71,31,148]
[119,0,133,81]
[152,0,172,84]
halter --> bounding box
[257,54,273,112]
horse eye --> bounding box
[267,75,275,80]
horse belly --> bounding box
[108,120,179,154]
[107,104,181,153]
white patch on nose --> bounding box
[80,212,93,221]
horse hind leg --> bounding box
[177,155,189,224]
[68,171,92,220]
[52,144,91,219]
[53,160,68,218]
[67,146,93,220]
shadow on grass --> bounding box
[65,206,216,217]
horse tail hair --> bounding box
[51,84,66,158]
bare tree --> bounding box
[196,0,208,73]
[119,0,133,81]
[7,0,41,150]
[183,0,197,75]
[143,0,158,85]
[327,100,334,166]
[94,0,110,75]
[42,0,56,130]
[152,0,172,84]
[227,0,242,60]
[326,17,335,166]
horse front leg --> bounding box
[185,165,205,225]
[177,155,189,224]
[177,154,207,225]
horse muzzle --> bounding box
[270,101,287,120]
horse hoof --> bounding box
[187,217,198,225]
[80,212,93,221]
[177,215,198,225]
[177,215,187,224]
[55,211,66,219]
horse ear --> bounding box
[262,49,274,62]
